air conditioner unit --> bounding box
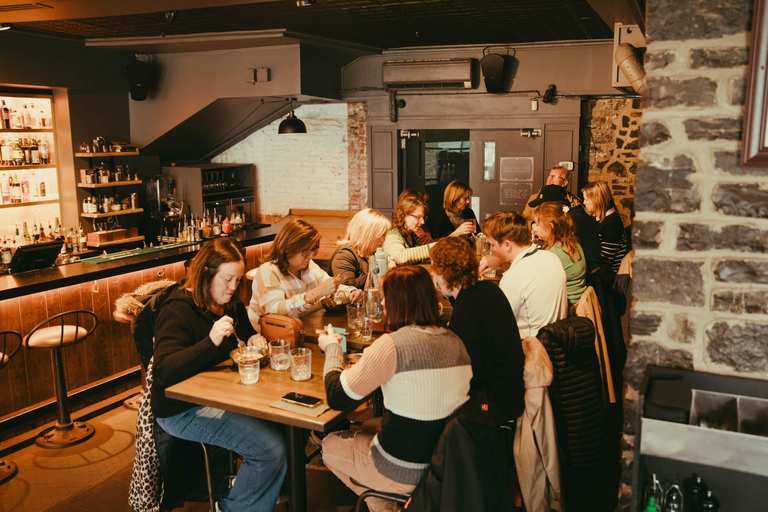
[382,59,478,91]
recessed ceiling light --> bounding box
[0,24,12,31]
[297,0,315,6]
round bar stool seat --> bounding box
[0,330,22,483]
[25,310,98,449]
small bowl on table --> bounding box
[230,345,269,368]
[321,295,349,315]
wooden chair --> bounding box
[0,330,22,483]
[25,310,98,448]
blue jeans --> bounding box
[156,406,287,512]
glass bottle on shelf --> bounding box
[1,173,10,204]
[39,138,49,164]
[21,172,30,202]
[0,139,7,165]
[30,139,40,164]
[22,222,31,245]
[21,104,31,129]
[12,174,21,203]
[53,217,60,236]
[78,225,87,251]
[12,139,24,165]
[1,100,9,129]
[29,102,38,129]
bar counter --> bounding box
[0,225,278,440]
[0,224,280,301]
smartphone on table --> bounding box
[281,392,323,408]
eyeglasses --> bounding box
[301,245,320,257]
[548,173,566,184]
[408,213,427,222]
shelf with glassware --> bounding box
[0,93,61,238]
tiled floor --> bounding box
[0,389,360,512]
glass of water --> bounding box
[290,348,312,381]
[269,339,291,371]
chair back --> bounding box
[25,310,98,349]
[0,330,22,369]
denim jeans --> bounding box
[156,406,287,512]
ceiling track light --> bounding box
[297,0,315,6]
[278,99,307,134]
[0,24,12,31]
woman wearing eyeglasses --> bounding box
[248,219,362,328]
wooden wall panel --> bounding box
[87,278,114,382]
[108,274,140,372]
[19,293,55,405]
[55,287,89,395]
[0,298,27,416]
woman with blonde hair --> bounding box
[248,219,362,328]
[330,208,392,288]
[532,201,587,305]
[581,181,629,274]
[434,180,479,239]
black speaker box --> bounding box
[480,53,508,94]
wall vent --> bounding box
[0,3,53,12]
[382,58,478,91]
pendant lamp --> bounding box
[278,99,306,134]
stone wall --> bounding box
[622,0,765,508]
[582,98,642,226]
[213,103,368,222]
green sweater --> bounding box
[549,243,587,305]
[382,227,432,265]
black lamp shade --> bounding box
[278,111,307,134]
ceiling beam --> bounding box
[586,0,645,35]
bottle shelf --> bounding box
[0,128,54,133]
[77,180,143,188]
[75,151,140,158]
[87,236,145,248]
[80,208,144,219]
[0,199,59,209]
[0,164,56,170]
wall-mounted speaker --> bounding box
[124,59,155,101]
[480,53,508,94]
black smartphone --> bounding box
[281,392,323,408]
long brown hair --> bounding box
[381,265,439,332]
[264,219,321,275]
[582,181,615,223]
[392,195,427,245]
[533,201,582,263]
[442,180,472,214]
[187,237,246,309]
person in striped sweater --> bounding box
[582,180,630,275]
[318,265,472,512]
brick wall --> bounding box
[582,98,642,226]
[622,0,765,508]
[213,103,368,222]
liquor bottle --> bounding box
[212,215,221,236]
[21,138,31,164]
[39,139,49,165]
[12,139,24,165]
[0,140,6,165]
[30,139,40,164]
[47,221,54,240]
[20,172,30,202]
[53,217,60,236]
[10,109,21,129]
[66,227,75,254]
[78,225,87,252]
[38,223,46,242]
[22,222,31,245]
[29,102,38,128]
[12,174,21,203]
[0,172,9,204]
[222,215,231,235]
[21,104,31,129]
[1,100,9,129]
[40,109,48,128]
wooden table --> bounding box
[165,344,356,512]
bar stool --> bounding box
[0,330,22,483]
[25,310,98,448]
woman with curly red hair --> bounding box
[429,237,524,427]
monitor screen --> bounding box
[9,240,63,274]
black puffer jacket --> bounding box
[537,316,608,467]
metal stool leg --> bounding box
[35,347,95,448]
[0,460,18,485]
[200,443,217,512]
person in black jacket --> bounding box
[434,180,479,240]
[429,237,525,426]
[152,238,286,512]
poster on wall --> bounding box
[500,181,532,206]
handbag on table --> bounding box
[259,314,305,349]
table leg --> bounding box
[286,425,308,512]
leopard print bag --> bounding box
[128,360,164,512]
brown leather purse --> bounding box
[259,314,305,349]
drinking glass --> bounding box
[238,358,260,385]
[290,348,312,381]
[269,339,291,371]
[359,317,373,343]
[347,303,364,339]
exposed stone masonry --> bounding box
[583,98,642,225]
[622,0,768,508]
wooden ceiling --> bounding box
[0,0,645,50]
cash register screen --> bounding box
[9,240,63,274]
